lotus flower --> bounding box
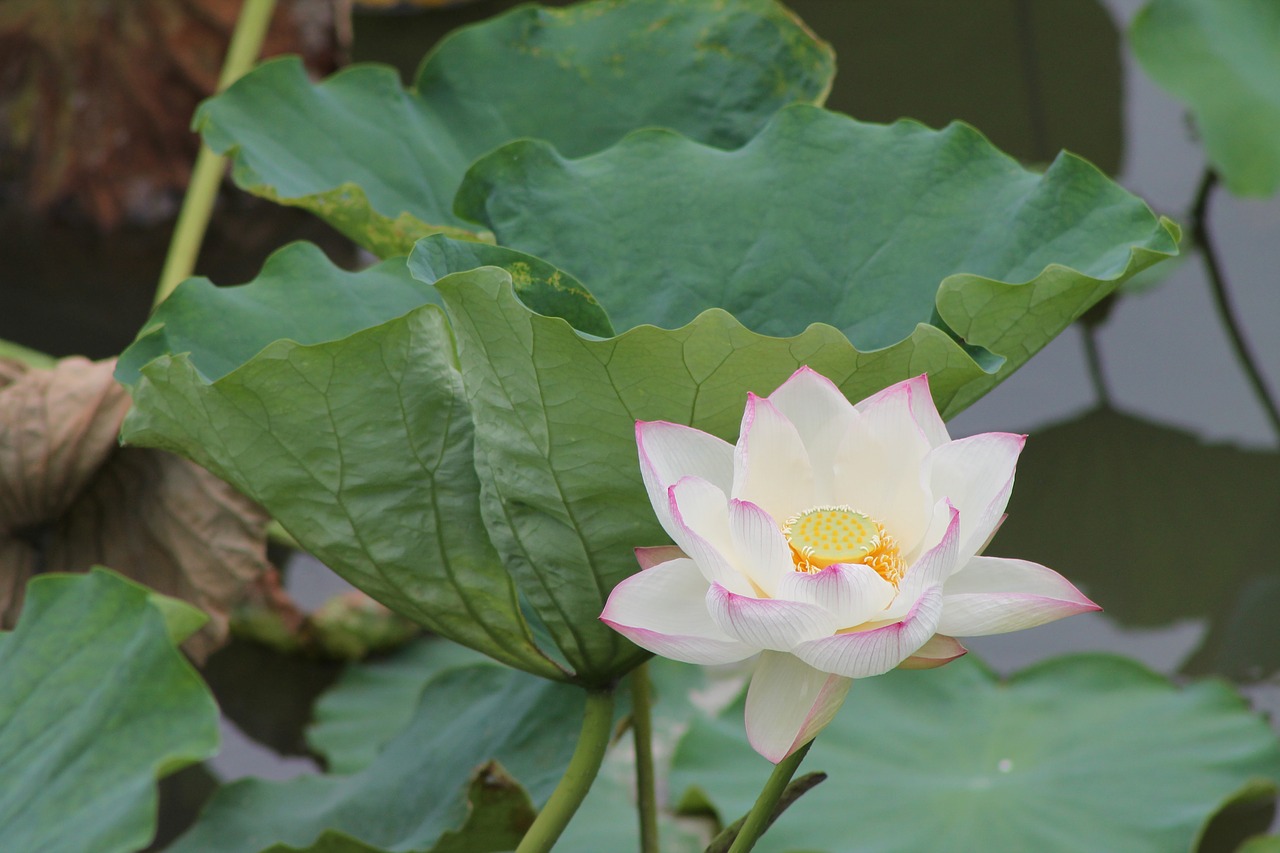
[601,368,1098,762]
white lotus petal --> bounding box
[668,477,755,596]
[925,432,1025,564]
[635,545,686,570]
[855,374,950,450]
[882,503,960,622]
[706,583,838,651]
[898,634,967,670]
[937,556,1101,636]
[854,375,935,468]
[745,650,853,763]
[637,420,734,539]
[600,558,757,665]
[830,414,932,554]
[765,367,859,497]
[732,394,814,521]
[775,563,897,629]
[727,499,791,597]
[792,586,944,677]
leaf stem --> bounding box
[631,663,660,853]
[515,688,615,853]
[154,0,278,306]
[1191,168,1280,439]
[726,741,813,853]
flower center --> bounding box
[782,505,906,584]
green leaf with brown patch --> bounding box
[197,0,835,255]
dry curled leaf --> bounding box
[0,0,339,227]
[0,356,273,659]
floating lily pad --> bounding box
[1131,0,1280,196]
[669,654,1280,853]
[0,569,219,853]
[456,103,1179,411]
[197,0,834,255]
[992,406,1280,679]
[169,664,585,853]
[307,638,489,774]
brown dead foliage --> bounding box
[0,356,273,660]
[0,0,339,228]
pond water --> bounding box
[4,0,1279,847]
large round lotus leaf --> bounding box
[433,267,998,681]
[196,0,834,255]
[456,103,1179,411]
[0,569,219,853]
[1131,0,1280,197]
[117,262,563,679]
[992,406,1280,680]
[669,655,1280,853]
[169,664,586,853]
[307,638,488,774]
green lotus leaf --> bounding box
[456,103,1179,413]
[116,243,440,387]
[0,569,219,853]
[1241,835,1280,853]
[408,235,614,338]
[433,267,997,683]
[307,638,490,774]
[669,655,1280,853]
[169,664,584,853]
[1131,0,1280,196]
[196,0,834,255]
[991,406,1280,679]
[118,252,565,680]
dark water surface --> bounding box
[4,0,1279,845]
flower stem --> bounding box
[154,0,278,306]
[631,663,660,853]
[515,689,615,853]
[726,741,814,853]
[1190,168,1280,439]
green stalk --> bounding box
[631,664,660,853]
[515,689,615,853]
[726,741,814,853]
[1190,168,1280,439]
[154,0,278,306]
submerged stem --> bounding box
[154,0,278,306]
[726,741,813,853]
[515,689,615,853]
[1191,168,1280,439]
[631,664,660,853]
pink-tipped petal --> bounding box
[601,558,757,665]
[853,375,936,468]
[856,374,950,450]
[936,556,1101,637]
[925,432,1025,564]
[706,583,838,651]
[635,545,686,570]
[885,502,961,620]
[668,477,755,596]
[732,394,814,522]
[727,499,791,597]
[764,367,859,497]
[745,651,852,764]
[898,634,967,670]
[775,562,897,630]
[637,420,734,540]
[793,506,959,676]
[791,586,945,678]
